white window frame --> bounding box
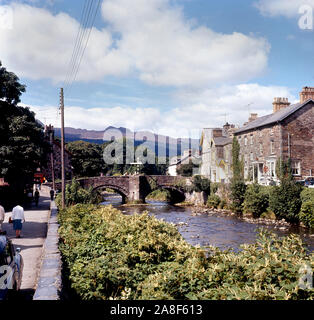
[270,141,275,154]
[291,160,301,176]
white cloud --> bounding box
[255,0,314,17]
[25,84,296,138]
[102,0,270,87]
[0,3,129,82]
[1,1,270,88]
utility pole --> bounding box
[49,125,56,192]
[60,88,66,209]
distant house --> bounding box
[42,125,73,182]
[200,124,235,183]
[234,87,314,185]
[168,149,200,176]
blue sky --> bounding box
[1,0,314,137]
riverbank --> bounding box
[185,204,314,235]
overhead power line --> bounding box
[63,0,101,96]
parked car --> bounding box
[0,233,24,300]
[296,180,305,186]
[304,177,314,188]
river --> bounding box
[102,194,314,252]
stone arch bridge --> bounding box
[56,175,191,204]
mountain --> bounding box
[54,126,200,157]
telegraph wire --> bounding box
[67,0,101,96]
[63,0,90,89]
[64,0,94,90]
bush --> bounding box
[243,183,269,218]
[269,180,302,223]
[301,188,314,203]
[192,175,211,194]
[55,179,102,207]
[59,204,314,300]
[230,180,247,214]
[207,194,221,209]
[299,201,314,229]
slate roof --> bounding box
[235,99,314,134]
[213,136,232,146]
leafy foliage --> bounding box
[243,183,269,218]
[176,162,195,177]
[192,175,211,194]
[269,180,302,223]
[230,180,247,214]
[0,62,48,203]
[59,204,314,300]
[207,194,221,209]
[299,201,314,229]
[67,141,105,177]
[55,179,102,207]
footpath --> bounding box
[3,189,50,299]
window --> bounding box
[259,143,263,155]
[250,135,254,145]
[244,136,248,146]
[250,152,254,161]
[270,128,274,135]
[291,161,301,176]
[270,141,275,154]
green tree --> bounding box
[0,62,48,203]
[243,183,269,218]
[67,141,105,177]
[230,136,246,213]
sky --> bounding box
[1,0,314,138]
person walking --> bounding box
[12,205,25,238]
[34,189,40,207]
[0,204,5,232]
[50,189,55,201]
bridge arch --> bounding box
[145,185,186,204]
[92,184,128,204]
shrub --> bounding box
[301,188,314,203]
[269,180,302,223]
[59,205,314,300]
[299,201,314,229]
[55,179,102,207]
[230,180,247,214]
[218,198,227,209]
[243,183,269,218]
[192,175,211,194]
[207,194,221,209]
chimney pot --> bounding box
[272,97,290,113]
[300,86,314,103]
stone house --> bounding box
[200,124,235,183]
[234,87,314,185]
[42,125,72,182]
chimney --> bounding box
[300,87,314,103]
[248,113,258,122]
[272,97,290,113]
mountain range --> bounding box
[54,126,200,157]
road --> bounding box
[2,190,50,299]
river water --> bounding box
[102,194,314,252]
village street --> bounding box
[2,190,50,299]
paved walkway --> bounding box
[2,190,50,299]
